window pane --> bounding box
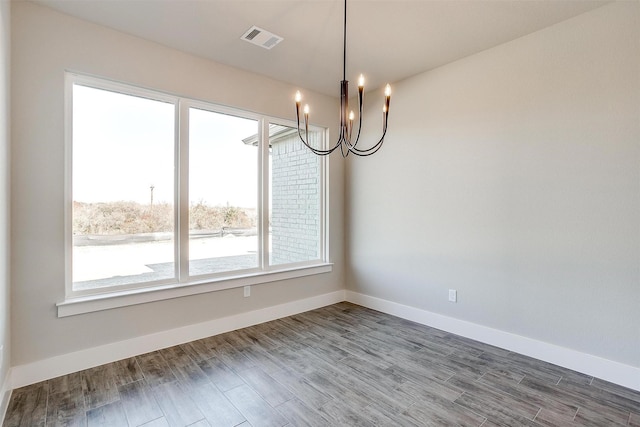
[72,84,176,291]
[269,124,322,266]
[189,108,258,276]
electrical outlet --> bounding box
[448,289,457,303]
[244,286,251,298]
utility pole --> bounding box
[150,185,155,212]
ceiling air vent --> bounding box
[241,26,283,50]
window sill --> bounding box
[57,263,333,317]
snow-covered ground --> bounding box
[73,235,259,288]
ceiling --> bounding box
[33,0,610,96]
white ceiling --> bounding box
[32,0,610,96]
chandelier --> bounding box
[294,0,391,157]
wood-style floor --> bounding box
[3,302,640,426]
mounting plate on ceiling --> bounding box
[240,25,283,50]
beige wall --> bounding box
[0,0,11,402]
[347,1,640,367]
[10,1,344,365]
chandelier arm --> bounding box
[340,133,350,158]
[347,118,388,156]
[345,86,364,151]
[297,128,332,155]
[343,115,362,152]
[296,104,345,156]
[331,127,348,154]
[348,134,386,156]
[297,125,348,156]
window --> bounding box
[67,74,327,300]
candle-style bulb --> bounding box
[349,111,355,121]
[385,84,391,97]
[295,91,302,103]
[358,74,365,88]
[303,104,309,115]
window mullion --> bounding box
[177,101,190,282]
[258,118,270,270]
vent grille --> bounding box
[245,28,261,41]
[241,26,283,50]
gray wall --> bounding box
[347,2,640,367]
[10,1,343,366]
[0,0,10,403]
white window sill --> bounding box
[57,263,333,317]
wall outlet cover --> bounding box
[448,289,457,302]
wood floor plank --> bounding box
[48,372,83,396]
[447,373,541,420]
[320,333,395,370]
[4,303,640,427]
[332,359,417,413]
[591,378,640,406]
[302,370,370,409]
[238,345,290,375]
[136,351,177,388]
[453,392,542,426]
[2,382,48,427]
[275,398,331,427]
[360,402,422,427]
[186,381,246,427]
[339,355,407,392]
[162,345,212,390]
[118,379,164,427]
[152,381,205,426]
[397,376,463,403]
[86,400,128,427]
[253,321,307,348]
[532,407,579,426]
[138,417,170,427]
[46,389,86,427]
[212,343,257,372]
[269,370,332,410]
[386,353,455,385]
[573,405,629,426]
[403,398,486,427]
[559,376,640,414]
[231,327,280,352]
[264,346,321,377]
[81,364,120,410]
[317,399,372,426]
[518,375,631,425]
[180,339,217,363]
[224,384,288,427]
[236,366,294,407]
[477,371,578,419]
[112,357,144,387]
[197,356,245,392]
[301,336,351,364]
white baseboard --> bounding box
[7,288,639,395]
[345,291,640,392]
[11,290,346,389]
[0,368,11,424]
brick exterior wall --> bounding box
[270,130,320,265]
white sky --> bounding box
[73,85,258,208]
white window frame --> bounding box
[60,72,331,317]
